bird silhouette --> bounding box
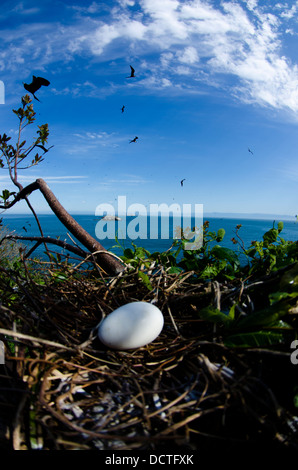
[23,76,50,101]
[129,136,138,143]
[126,65,135,78]
[121,105,125,113]
[181,178,186,187]
[248,147,254,155]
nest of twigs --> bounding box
[0,255,298,454]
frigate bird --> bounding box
[126,65,135,78]
[181,178,186,187]
[248,147,254,155]
[23,76,50,101]
[129,136,138,143]
[121,105,125,113]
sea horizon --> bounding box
[1,211,297,263]
[1,211,296,221]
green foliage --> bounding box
[196,259,298,348]
[114,220,297,283]
[235,221,298,275]
[0,220,25,268]
[113,220,298,348]
[0,189,16,206]
[0,94,51,206]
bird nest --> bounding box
[0,256,298,454]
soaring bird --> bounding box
[181,178,186,187]
[23,76,50,101]
[248,147,254,155]
[126,65,135,78]
[129,136,138,143]
[121,105,125,113]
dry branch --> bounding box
[3,177,125,275]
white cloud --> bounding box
[177,46,198,64]
[99,174,151,187]
[11,2,40,16]
[279,1,298,19]
[116,0,135,7]
[1,0,297,115]
[61,130,123,155]
[40,176,88,184]
[0,174,87,184]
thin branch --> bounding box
[2,234,88,259]
[0,327,74,351]
[0,178,125,275]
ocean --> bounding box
[1,213,297,263]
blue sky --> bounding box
[0,0,298,218]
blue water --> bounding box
[1,213,297,263]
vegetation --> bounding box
[0,96,124,275]
[0,219,25,268]
[117,221,298,348]
[0,99,297,453]
[0,215,297,453]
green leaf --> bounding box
[123,248,134,259]
[269,291,298,304]
[199,263,225,279]
[136,247,150,258]
[263,228,278,245]
[293,388,298,408]
[211,245,240,267]
[168,266,183,274]
[1,189,10,201]
[235,301,290,329]
[224,330,285,348]
[228,303,236,321]
[216,228,225,242]
[137,270,153,291]
[198,306,232,325]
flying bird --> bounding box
[248,147,254,155]
[180,179,186,187]
[23,76,50,101]
[129,136,138,143]
[121,105,125,113]
[126,65,135,78]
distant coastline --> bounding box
[2,211,295,221]
[203,212,295,221]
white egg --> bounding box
[97,301,164,350]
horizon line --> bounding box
[1,210,296,221]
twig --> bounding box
[0,328,74,351]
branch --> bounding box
[1,178,125,275]
[2,234,89,259]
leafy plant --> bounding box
[0,97,123,275]
[112,220,298,348]
[0,218,25,268]
[0,95,51,202]
[233,221,298,275]
[115,219,297,284]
